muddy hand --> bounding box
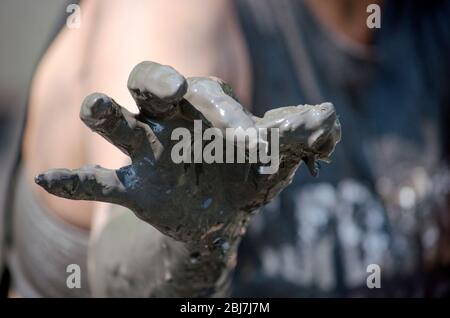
[35,61,341,245]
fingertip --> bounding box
[34,173,46,187]
[80,92,113,122]
[127,61,187,103]
[127,61,187,118]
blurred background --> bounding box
[0,0,449,298]
[0,0,64,226]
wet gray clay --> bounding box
[35,61,341,297]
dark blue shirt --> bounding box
[233,0,450,297]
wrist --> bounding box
[159,228,243,297]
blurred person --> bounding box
[1,0,450,297]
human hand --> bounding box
[35,61,341,248]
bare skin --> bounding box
[23,0,251,229]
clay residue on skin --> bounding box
[182,77,340,162]
[257,103,340,153]
[201,223,225,240]
[35,60,342,297]
[184,77,255,131]
[36,60,342,240]
[35,165,127,202]
[127,61,187,101]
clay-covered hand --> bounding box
[35,61,341,247]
